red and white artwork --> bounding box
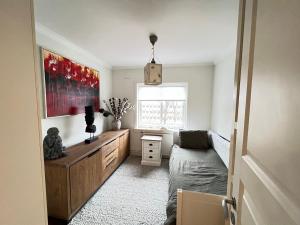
[42,49,100,117]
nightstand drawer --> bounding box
[144,144,159,151]
[144,148,159,154]
[143,152,160,161]
[143,140,160,149]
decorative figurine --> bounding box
[84,105,98,144]
[43,127,65,160]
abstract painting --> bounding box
[42,49,100,117]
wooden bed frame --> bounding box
[176,189,226,225]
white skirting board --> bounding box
[141,160,161,166]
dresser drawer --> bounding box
[101,159,117,183]
[143,140,160,149]
[102,138,119,156]
[101,148,118,183]
[102,148,118,170]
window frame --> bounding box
[136,82,188,130]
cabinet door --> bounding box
[123,132,130,157]
[45,166,69,219]
[89,149,102,192]
[70,149,101,212]
[118,132,129,163]
[70,156,90,212]
[118,135,125,163]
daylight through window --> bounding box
[137,83,187,130]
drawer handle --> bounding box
[149,143,153,146]
[105,158,116,169]
[149,156,153,158]
[149,150,153,152]
[87,149,99,158]
[105,150,115,158]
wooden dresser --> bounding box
[44,129,130,221]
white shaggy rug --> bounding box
[69,156,169,225]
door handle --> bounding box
[222,197,236,221]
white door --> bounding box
[228,0,300,224]
[177,0,300,224]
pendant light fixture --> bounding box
[144,34,162,85]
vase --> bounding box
[112,119,121,130]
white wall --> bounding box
[211,53,235,140]
[35,24,112,147]
[112,65,214,156]
[0,1,47,224]
[112,65,214,129]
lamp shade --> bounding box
[144,63,162,85]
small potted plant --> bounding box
[99,97,134,130]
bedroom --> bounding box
[1,1,299,225]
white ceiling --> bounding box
[34,0,239,68]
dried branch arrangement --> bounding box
[99,97,134,120]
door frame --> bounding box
[227,0,246,210]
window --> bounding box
[137,83,187,130]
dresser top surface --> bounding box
[45,129,129,167]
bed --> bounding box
[164,131,228,225]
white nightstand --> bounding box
[141,135,162,166]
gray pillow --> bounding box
[179,130,210,150]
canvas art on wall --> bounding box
[42,49,100,117]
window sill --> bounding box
[134,127,175,134]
